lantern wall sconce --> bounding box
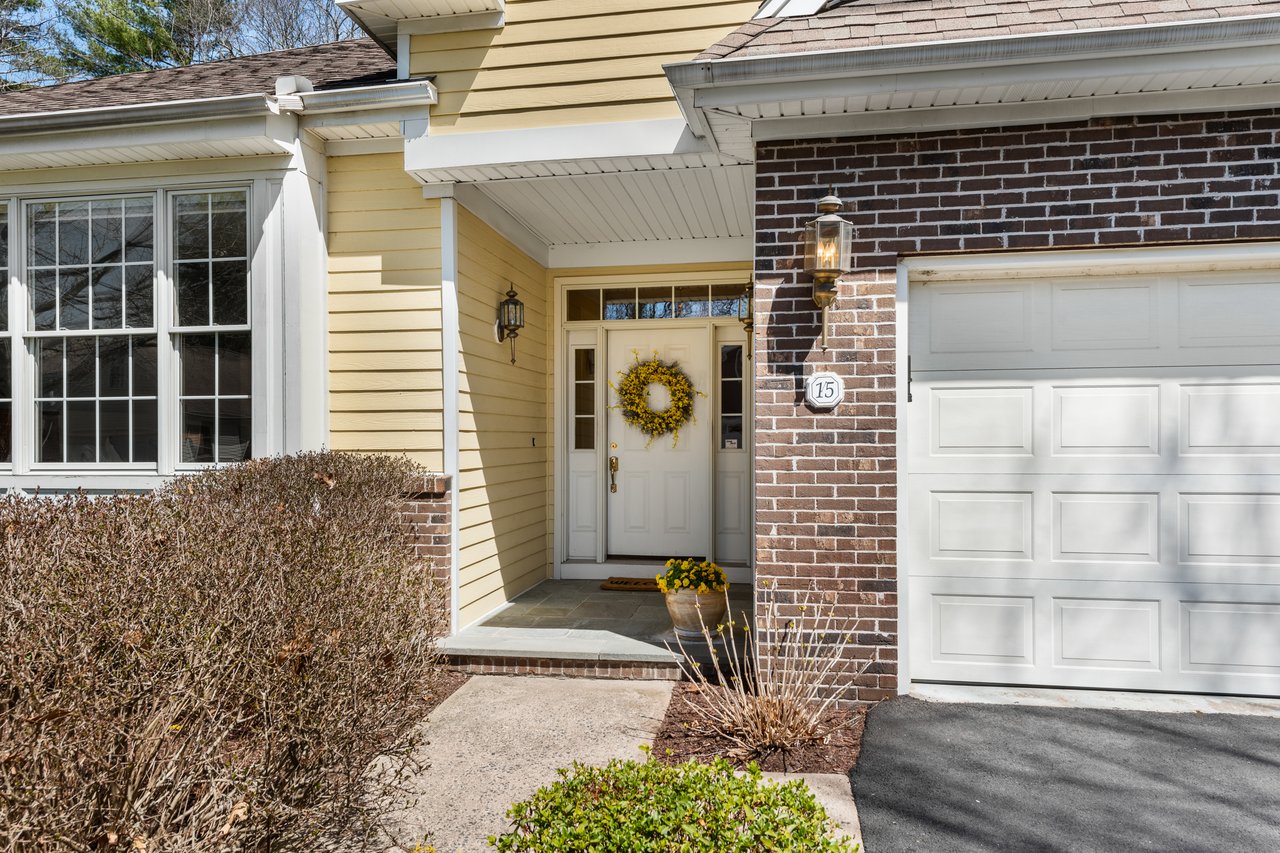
[737,281,754,360]
[496,285,526,364]
[803,192,854,350]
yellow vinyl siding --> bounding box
[455,206,551,626]
[327,153,445,469]
[409,0,758,133]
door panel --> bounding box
[607,327,711,557]
[908,270,1280,696]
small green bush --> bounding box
[490,754,858,852]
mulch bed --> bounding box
[652,682,866,775]
[426,669,470,714]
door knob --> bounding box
[609,455,619,493]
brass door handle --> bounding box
[609,456,619,493]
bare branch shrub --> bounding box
[672,580,873,762]
[0,451,447,852]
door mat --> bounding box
[601,576,660,592]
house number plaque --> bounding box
[804,371,844,410]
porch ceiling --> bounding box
[466,164,754,248]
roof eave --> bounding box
[667,13,1280,91]
[0,92,274,137]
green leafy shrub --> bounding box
[489,754,858,852]
[0,451,447,852]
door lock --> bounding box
[609,455,619,493]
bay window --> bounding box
[2,186,256,476]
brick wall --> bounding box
[402,473,452,636]
[752,109,1280,703]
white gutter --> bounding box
[666,14,1280,136]
[0,92,274,136]
[274,78,437,114]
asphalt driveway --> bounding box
[853,697,1280,852]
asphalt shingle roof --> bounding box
[0,39,396,117]
[700,0,1280,59]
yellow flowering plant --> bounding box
[610,353,704,447]
[656,558,729,595]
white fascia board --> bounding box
[398,10,504,35]
[548,237,751,269]
[0,112,294,161]
[668,14,1280,92]
[667,14,1280,142]
[751,82,1280,142]
[0,92,272,136]
[404,118,707,174]
[696,42,1280,112]
[422,182,550,266]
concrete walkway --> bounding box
[854,696,1280,852]
[387,675,862,852]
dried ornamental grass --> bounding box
[672,580,874,763]
[0,451,447,853]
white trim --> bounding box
[451,184,550,267]
[324,137,404,157]
[894,262,911,695]
[280,131,328,452]
[404,118,707,174]
[903,241,1280,280]
[396,32,411,79]
[751,83,1280,143]
[559,560,753,585]
[398,10,504,34]
[0,114,294,165]
[440,197,462,635]
[278,79,436,115]
[548,238,751,269]
[0,169,310,489]
[668,15,1280,91]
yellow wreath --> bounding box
[611,353,703,447]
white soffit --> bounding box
[470,164,754,248]
[338,0,503,49]
[404,117,746,182]
[669,17,1280,159]
[0,114,294,170]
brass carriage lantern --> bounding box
[497,286,525,364]
[803,192,854,350]
[737,281,754,360]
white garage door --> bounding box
[907,268,1280,696]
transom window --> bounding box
[566,284,747,322]
[2,187,253,472]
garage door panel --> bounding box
[1178,275,1280,349]
[1180,493,1280,565]
[1053,493,1160,563]
[911,373,1280,477]
[909,576,1280,694]
[1183,382,1280,455]
[909,268,1280,696]
[932,491,1033,560]
[912,271,1280,372]
[931,386,1033,456]
[1051,279,1159,351]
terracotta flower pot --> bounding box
[664,589,729,638]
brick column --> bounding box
[402,473,452,637]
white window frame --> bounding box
[0,177,282,489]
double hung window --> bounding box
[1,187,254,474]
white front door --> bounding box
[606,327,711,558]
